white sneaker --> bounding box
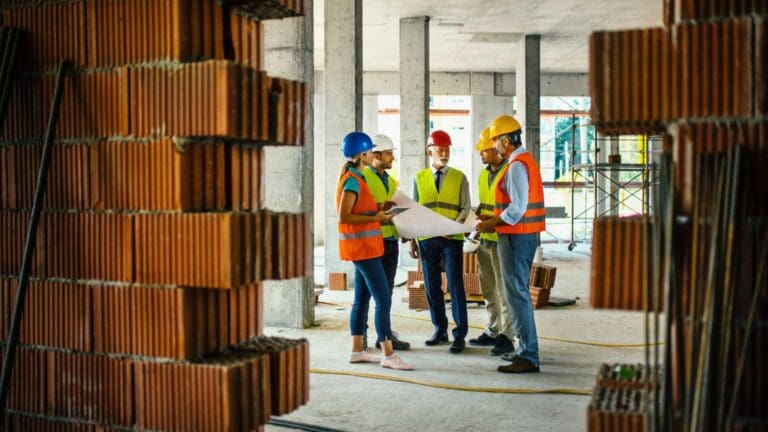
[381,355,414,370]
[349,350,381,364]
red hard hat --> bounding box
[427,130,451,147]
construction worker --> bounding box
[468,128,516,356]
[409,130,470,354]
[337,132,412,370]
[477,115,546,373]
[361,133,410,351]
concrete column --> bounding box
[516,35,541,163]
[399,16,429,267]
[470,95,513,206]
[261,0,315,327]
[324,0,363,284]
[363,95,379,135]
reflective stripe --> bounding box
[339,229,382,240]
[527,202,545,209]
[478,203,494,212]
[519,215,546,223]
[423,202,461,211]
[494,203,507,209]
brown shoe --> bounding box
[497,356,540,373]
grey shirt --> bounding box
[412,166,471,223]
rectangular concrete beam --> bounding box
[358,71,588,96]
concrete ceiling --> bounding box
[314,0,662,73]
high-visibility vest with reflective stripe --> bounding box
[416,167,465,241]
[477,160,507,242]
[336,170,384,261]
[494,150,546,234]
[362,166,398,240]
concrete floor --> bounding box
[265,244,654,432]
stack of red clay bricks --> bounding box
[589,216,655,311]
[406,253,483,310]
[529,263,556,309]
[589,1,768,429]
[587,364,655,432]
[0,1,309,430]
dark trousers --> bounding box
[418,237,468,340]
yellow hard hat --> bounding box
[489,115,522,139]
[474,127,494,152]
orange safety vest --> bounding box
[494,150,546,234]
[336,170,384,261]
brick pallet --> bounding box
[588,1,768,428]
[0,0,310,430]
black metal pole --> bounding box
[0,28,21,128]
[0,59,70,426]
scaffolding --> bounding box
[565,118,660,250]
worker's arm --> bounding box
[476,162,529,232]
[338,187,392,225]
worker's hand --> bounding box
[409,240,419,259]
[375,211,394,223]
[378,201,396,212]
[476,217,499,233]
[477,214,493,221]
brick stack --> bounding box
[587,364,656,432]
[529,263,556,309]
[589,2,768,429]
[0,1,310,430]
[589,216,655,311]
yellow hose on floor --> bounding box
[318,301,663,348]
[309,368,593,395]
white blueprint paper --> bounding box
[390,190,474,239]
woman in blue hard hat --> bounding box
[337,131,413,370]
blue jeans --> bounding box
[362,240,399,337]
[350,257,392,343]
[418,237,468,340]
[497,233,539,365]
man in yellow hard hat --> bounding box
[468,128,516,357]
[477,115,546,374]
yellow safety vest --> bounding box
[415,167,465,241]
[362,166,398,240]
[477,160,507,242]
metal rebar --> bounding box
[0,59,71,426]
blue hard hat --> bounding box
[341,132,375,159]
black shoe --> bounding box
[449,338,466,353]
[501,352,518,362]
[376,335,411,351]
[468,333,498,347]
[490,335,515,356]
[497,356,540,373]
[425,332,449,346]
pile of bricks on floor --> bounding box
[529,263,556,309]
[406,256,557,310]
[0,1,310,430]
[589,216,655,311]
[589,0,768,429]
[587,363,655,431]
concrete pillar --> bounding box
[323,0,363,284]
[516,35,541,163]
[261,0,315,327]
[470,95,513,206]
[363,95,379,135]
[399,16,429,267]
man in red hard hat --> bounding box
[409,130,470,354]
